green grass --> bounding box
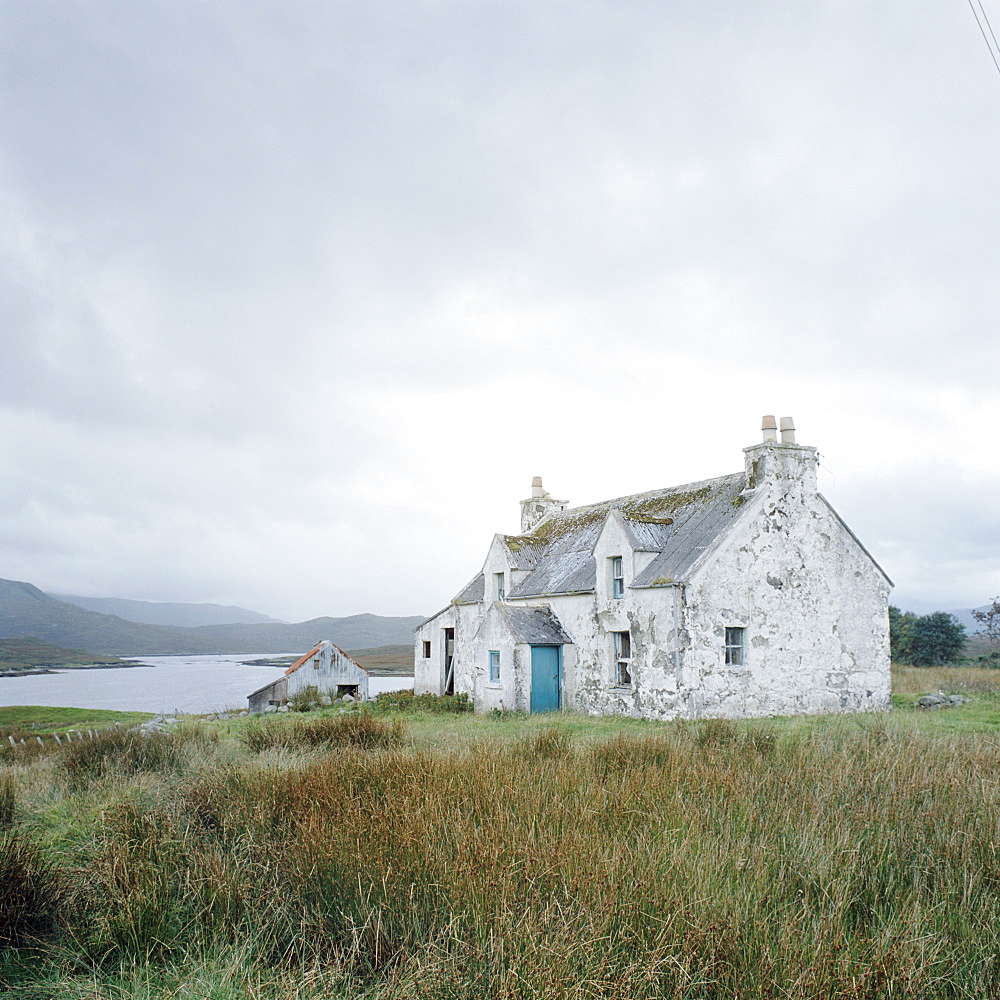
[0,705,153,738]
[3,667,1000,998]
[347,644,414,674]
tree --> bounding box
[907,612,967,666]
[888,605,917,664]
[972,597,1000,647]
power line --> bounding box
[977,0,1000,54]
[967,0,1000,78]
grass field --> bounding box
[0,705,153,739]
[347,644,414,674]
[1,665,999,998]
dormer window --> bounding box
[610,557,624,599]
[494,572,506,601]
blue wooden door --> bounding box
[530,645,561,713]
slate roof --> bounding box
[456,472,750,602]
[495,603,574,644]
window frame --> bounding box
[724,627,745,666]
[494,571,506,601]
[488,649,501,683]
[612,629,632,687]
[610,556,624,599]
[422,640,431,659]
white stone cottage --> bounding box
[414,417,892,720]
[248,640,369,713]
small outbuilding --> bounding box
[248,640,369,713]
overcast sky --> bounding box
[2,1,999,622]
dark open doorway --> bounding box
[443,627,455,695]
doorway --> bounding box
[529,645,561,712]
[443,627,455,696]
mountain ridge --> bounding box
[50,594,286,627]
[0,578,424,655]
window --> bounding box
[422,640,431,659]
[610,557,624,599]
[489,649,500,683]
[494,572,506,600]
[613,630,632,686]
[313,656,321,670]
[725,627,745,666]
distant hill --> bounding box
[949,607,992,634]
[0,578,424,656]
[0,636,126,670]
[50,594,285,627]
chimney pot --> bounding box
[779,416,796,445]
[761,415,778,443]
[531,476,543,488]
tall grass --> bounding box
[60,728,185,787]
[892,661,1000,696]
[0,831,69,948]
[239,712,404,752]
[4,712,1000,996]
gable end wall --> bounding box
[680,489,891,717]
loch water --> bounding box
[0,653,414,714]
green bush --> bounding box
[288,684,322,712]
[374,690,472,714]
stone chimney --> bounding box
[743,415,818,493]
[519,476,567,532]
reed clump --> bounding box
[60,727,186,786]
[0,831,70,948]
[238,712,405,752]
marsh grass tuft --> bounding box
[239,712,404,753]
[0,831,69,948]
[58,727,202,787]
[0,774,15,827]
[517,725,571,759]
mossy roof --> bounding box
[454,471,749,602]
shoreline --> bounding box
[0,661,150,678]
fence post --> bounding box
[54,733,62,745]
[35,736,44,747]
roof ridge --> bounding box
[510,470,744,536]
